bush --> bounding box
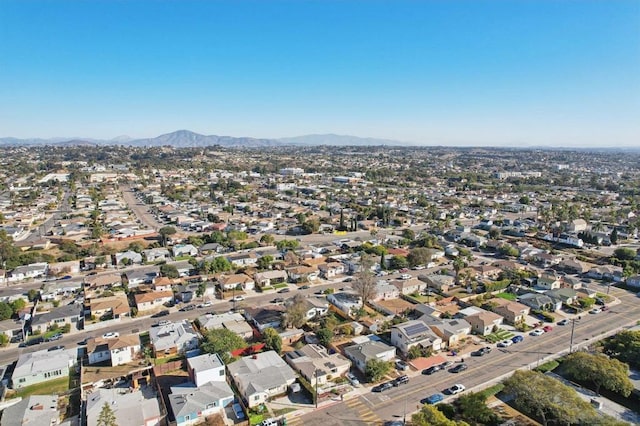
[534,360,559,373]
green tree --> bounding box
[0,334,9,347]
[389,255,409,270]
[158,226,177,247]
[563,352,633,396]
[412,404,469,426]
[401,228,416,241]
[284,294,308,328]
[455,392,499,425]
[159,264,179,279]
[364,358,392,382]
[603,330,640,368]
[610,228,618,245]
[613,247,635,260]
[27,289,39,302]
[256,255,274,270]
[10,299,26,315]
[97,402,117,426]
[0,302,13,320]
[201,328,247,364]
[196,282,207,299]
[260,234,275,246]
[316,328,333,347]
[504,370,598,426]
[262,327,282,354]
[407,248,433,267]
[0,230,19,269]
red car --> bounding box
[543,325,553,332]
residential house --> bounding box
[48,260,80,276]
[0,395,64,426]
[172,244,198,258]
[546,288,578,306]
[627,275,640,289]
[143,247,172,263]
[86,388,163,426]
[517,292,560,312]
[285,344,351,387]
[169,382,235,426]
[253,270,288,288]
[226,251,258,268]
[84,272,122,293]
[392,278,426,296]
[86,334,141,366]
[0,319,24,342]
[12,348,76,389]
[391,320,443,355]
[421,317,471,348]
[169,260,195,277]
[465,311,504,336]
[218,274,255,291]
[40,280,82,301]
[562,275,583,289]
[490,299,530,325]
[343,338,396,373]
[303,297,329,320]
[88,293,131,319]
[286,265,319,282]
[187,353,226,387]
[149,319,199,357]
[10,263,48,281]
[243,305,286,332]
[419,274,455,293]
[587,265,625,282]
[30,303,83,334]
[134,290,174,314]
[125,266,160,289]
[327,292,362,318]
[116,250,143,266]
[317,262,346,279]
[537,271,562,290]
[198,243,225,255]
[152,276,174,292]
[568,219,588,232]
[472,265,502,280]
[372,280,400,301]
[227,350,297,408]
[197,312,254,340]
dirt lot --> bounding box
[375,298,416,314]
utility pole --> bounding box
[315,369,319,409]
[569,316,581,353]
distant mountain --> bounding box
[278,133,412,146]
[0,130,411,148]
[127,130,281,147]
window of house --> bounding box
[219,370,224,376]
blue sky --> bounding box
[1,0,639,147]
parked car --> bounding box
[180,304,196,312]
[439,361,453,369]
[152,310,170,318]
[589,308,602,314]
[543,325,553,332]
[102,332,119,339]
[47,345,65,351]
[46,333,63,342]
[497,339,513,348]
[511,335,524,344]
[392,375,409,386]
[530,329,544,336]
[157,320,171,326]
[395,360,409,371]
[232,403,246,420]
[277,288,291,294]
[471,346,492,356]
[445,384,466,395]
[372,382,394,393]
[300,285,310,290]
[259,418,279,426]
[197,302,212,308]
[421,393,445,404]
[558,319,569,326]
[422,365,442,375]
[346,372,360,386]
[271,297,285,304]
[232,295,245,301]
[449,363,468,373]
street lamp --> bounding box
[569,316,581,353]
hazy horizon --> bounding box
[1,1,639,147]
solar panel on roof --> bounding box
[404,323,429,336]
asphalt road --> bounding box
[293,285,640,426]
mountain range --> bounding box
[0,130,409,148]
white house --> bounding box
[227,351,297,408]
[187,353,226,387]
[86,335,141,367]
[12,348,76,389]
[391,320,443,354]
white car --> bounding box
[446,384,466,395]
[497,339,513,348]
[589,308,602,314]
[530,329,544,336]
[102,332,119,339]
[231,295,245,302]
[197,301,212,308]
[346,372,360,386]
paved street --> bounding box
[287,286,640,426]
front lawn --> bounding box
[485,329,514,343]
[496,292,516,301]
[14,376,69,399]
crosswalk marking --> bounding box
[345,396,384,424]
